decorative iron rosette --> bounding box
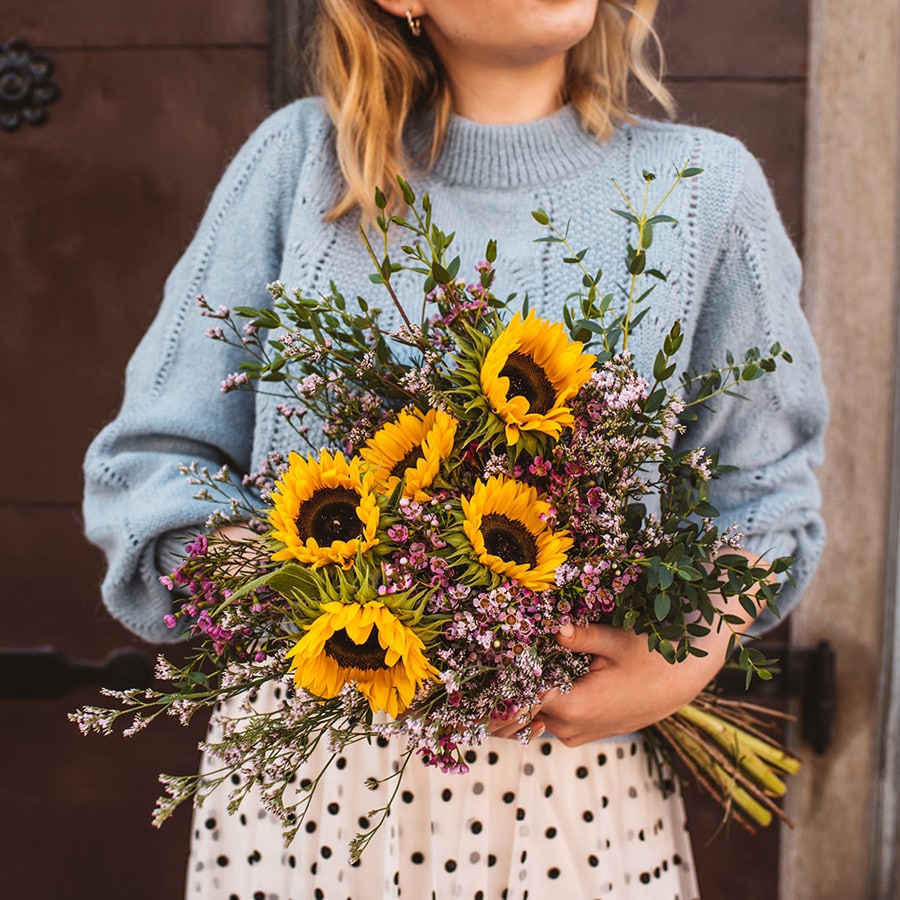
[1,37,60,132]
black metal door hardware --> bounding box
[714,641,836,756]
[0,646,153,699]
[1,37,60,132]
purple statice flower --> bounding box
[221,372,250,393]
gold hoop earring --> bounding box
[405,9,422,37]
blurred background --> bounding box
[1,1,897,897]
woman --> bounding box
[83,1,827,897]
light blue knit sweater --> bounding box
[83,98,827,643]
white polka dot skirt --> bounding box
[186,690,700,900]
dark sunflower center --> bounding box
[390,445,425,480]
[324,626,389,671]
[500,351,556,415]
[481,513,539,567]
[295,487,361,544]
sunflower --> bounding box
[268,449,379,568]
[360,408,458,500]
[286,600,439,716]
[461,475,572,591]
[480,310,595,445]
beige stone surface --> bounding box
[784,2,900,898]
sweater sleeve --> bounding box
[677,147,828,636]
[83,103,309,642]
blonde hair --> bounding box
[315,0,672,220]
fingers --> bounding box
[487,703,546,741]
[556,622,626,656]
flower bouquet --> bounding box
[73,165,801,858]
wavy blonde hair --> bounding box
[315,0,672,220]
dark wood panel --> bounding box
[635,80,806,243]
[4,0,268,47]
[0,48,268,505]
[657,0,808,79]
[2,505,119,654]
[669,80,807,244]
[0,688,206,899]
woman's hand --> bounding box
[530,621,733,745]
[496,549,770,745]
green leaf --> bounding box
[432,262,452,285]
[629,251,646,275]
[611,208,640,226]
[682,166,704,178]
[653,593,671,621]
[531,208,550,226]
[658,566,674,591]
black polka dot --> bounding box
[239,814,247,826]
[544,785,553,798]
[216,856,229,867]
[673,854,683,866]
[204,817,216,830]
[358,816,370,829]
[402,791,415,803]
[638,829,646,841]
[602,796,609,808]
[582,810,594,822]
[305,821,317,833]
[488,854,497,867]
[654,867,661,878]
[588,855,599,867]
[288,855,296,868]
[441,788,453,801]
[597,752,608,766]
[475,892,485,900]
[516,808,526,821]
[255,893,266,900]
[336,756,347,769]
[230,774,241,785]
[376,736,389,748]
[487,751,499,765]
[411,851,424,864]
[300,778,312,790]
[576,765,588,779]
[327,802,340,815]
[540,742,552,756]
[464,749,477,764]
[548,867,561,879]
[471,820,483,834]
[630,741,638,755]
[445,859,457,873]
[502,791,515,804]
[521,851,527,863]
[310,862,317,875]
[640,873,652,884]
[545,826,557,838]
[314,890,324,900]
[321,846,332,859]
[247,849,261,864]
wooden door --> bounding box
[2,2,810,898]
[651,2,809,896]
[0,4,269,897]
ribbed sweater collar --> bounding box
[410,105,623,190]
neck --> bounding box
[440,56,567,124]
